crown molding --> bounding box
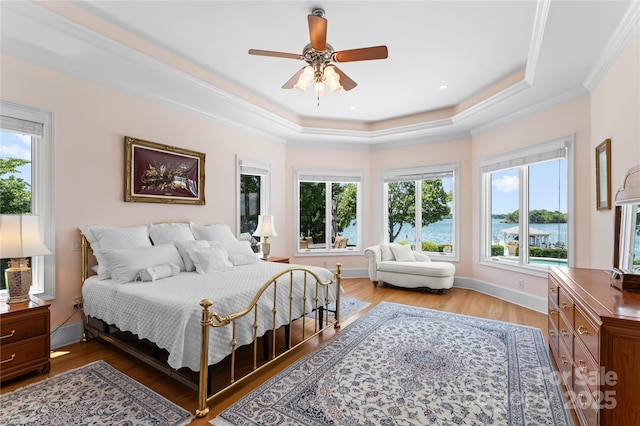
[524,0,551,84]
[583,1,640,91]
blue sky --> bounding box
[0,131,32,184]
[491,159,567,214]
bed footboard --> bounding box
[195,264,342,417]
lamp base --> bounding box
[5,258,32,304]
[260,238,271,260]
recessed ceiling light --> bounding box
[440,85,448,90]
[350,106,356,110]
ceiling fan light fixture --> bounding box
[294,66,314,92]
[313,80,325,97]
[324,65,343,92]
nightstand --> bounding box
[265,256,289,264]
[0,297,50,382]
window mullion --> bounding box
[415,180,422,251]
[521,166,529,265]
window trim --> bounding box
[478,134,575,277]
[236,156,271,237]
[382,163,460,262]
[1,100,56,300]
[294,168,363,256]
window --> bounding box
[618,203,640,273]
[237,158,270,248]
[295,169,362,255]
[480,135,574,274]
[0,100,56,300]
[383,164,459,260]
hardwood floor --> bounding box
[1,278,564,425]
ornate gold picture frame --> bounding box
[125,136,205,205]
[595,138,611,211]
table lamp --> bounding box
[253,215,278,260]
[1,215,52,303]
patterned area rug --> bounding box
[213,301,569,425]
[307,296,370,321]
[0,360,193,426]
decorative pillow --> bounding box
[148,223,194,245]
[138,263,180,282]
[209,241,258,265]
[97,244,185,284]
[390,244,416,262]
[79,224,152,279]
[187,246,233,274]
[190,222,237,242]
[379,243,396,261]
[175,240,210,272]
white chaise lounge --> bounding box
[364,244,455,291]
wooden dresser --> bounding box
[548,267,640,425]
[0,297,50,382]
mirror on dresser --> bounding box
[611,165,640,291]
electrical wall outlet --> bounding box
[72,296,83,308]
[517,279,524,289]
[72,239,82,252]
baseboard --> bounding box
[341,268,547,314]
[51,320,84,350]
[453,276,547,314]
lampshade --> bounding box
[0,215,51,258]
[253,215,278,238]
[615,164,640,205]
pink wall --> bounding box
[1,55,286,327]
[590,31,640,269]
[1,30,637,329]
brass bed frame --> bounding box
[80,234,342,417]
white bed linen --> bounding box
[82,262,336,371]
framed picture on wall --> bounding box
[595,138,611,211]
[124,136,205,205]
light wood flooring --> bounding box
[2,278,574,425]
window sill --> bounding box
[479,258,551,278]
[295,248,363,257]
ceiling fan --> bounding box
[248,8,388,96]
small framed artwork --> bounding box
[124,136,205,204]
[595,138,611,211]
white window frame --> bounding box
[382,163,460,261]
[618,203,639,272]
[1,100,56,300]
[294,168,363,256]
[479,134,575,277]
[236,156,271,237]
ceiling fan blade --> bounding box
[332,66,357,91]
[248,49,301,60]
[332,45,388,62]
[308,14,327,51]
[281,68,306,89]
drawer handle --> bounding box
[578,359,588,373]
[549,309,557,315]
[0,354,15,364]
[577,393,590,409]
[549,288,556,294]
[0,329,16,340]
[560,355,570,365]
[560,302,571,310]
[560,329,570,338]
[578,326,590,336]
[549,330,557,338]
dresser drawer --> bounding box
[574,338,599,394]
[548,317,559,355]
[573,370,599,426]
[574,305,599,363]
[558,313,573,357]
[548,276,559,304]
[0,315,47,344]
[558,288,574,326]
[548,296,559,329]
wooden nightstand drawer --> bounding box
[0,298,51,382]
[1,315,47,344]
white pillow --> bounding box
[190,222,237,242]
[79,224,152,279]
[98,244,185,283]
[379,243,396,261]
[390,244,416,262]
[148,223,194,245]
[209,241,258,266]
[175,240,210,272]
[138,263,180,282]
[188,247,233,274]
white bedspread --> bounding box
[82,262,336,371]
